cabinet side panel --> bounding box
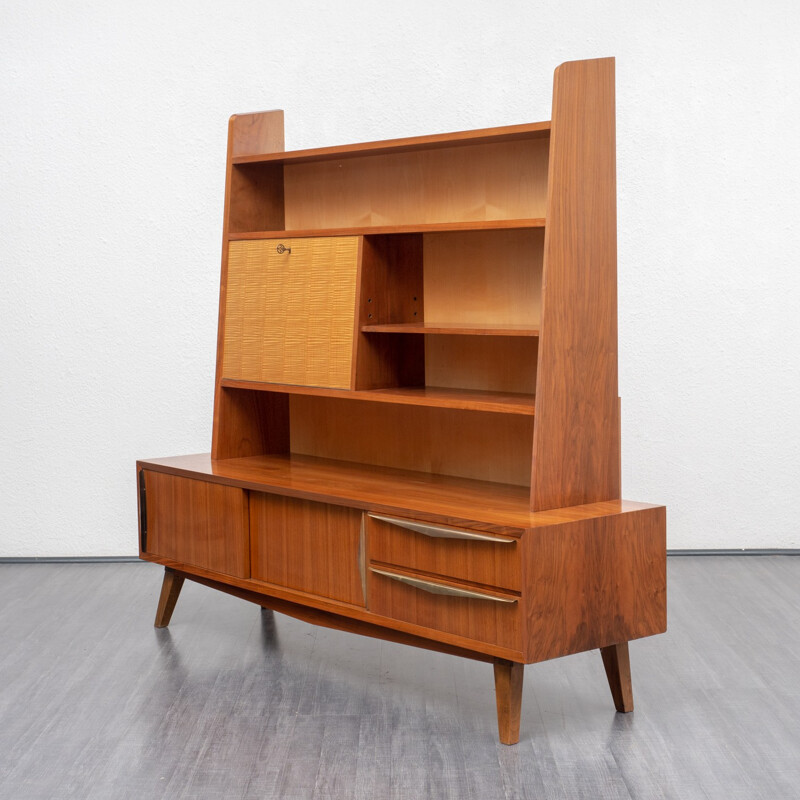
[532,57,620,510]
[523,506,666,663]
[213,111,286,459]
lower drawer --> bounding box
[368,566,521,651]
[141,470,250,578]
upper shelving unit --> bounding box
[231,121,551,164]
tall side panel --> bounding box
[212,111,288,459]
[531,58,620,510]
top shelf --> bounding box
[231,121,551,165]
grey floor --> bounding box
[1,558,799,799]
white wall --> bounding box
[1,0,798,555]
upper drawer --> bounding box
[222,236,361,389]
[366,513,521,592]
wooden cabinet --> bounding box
[137,57,666,745]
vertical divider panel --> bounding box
[531,58,620,510]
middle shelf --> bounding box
[219,379,535,416]
[361,322,540,336]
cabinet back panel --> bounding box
[423,229,543,326]
[289,395,533,486]
[425,337,537,394]
[222,237,360,389]
[283,139,549,229]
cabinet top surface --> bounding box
[231,120,551,165]
[138,453,659,531]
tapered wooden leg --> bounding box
[600,642,634,712]
[154,568,185,628]
[493,659,524,745]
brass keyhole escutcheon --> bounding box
[276,244,291,254]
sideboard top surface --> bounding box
[138,452,658,532]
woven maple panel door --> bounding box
[222,236,360,389]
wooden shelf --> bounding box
[228,218,545,240]
[231,121,551,165]
[220,378,535,415]
[360,323,540,337]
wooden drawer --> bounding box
[141,471,249,578]
[222,236,360,389]
[366,513,521,592]
[368,566,521,651]
[250,493,364,606]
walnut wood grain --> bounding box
[138,452,659,532]
[532,56,620,511]
[283,139,549,230]
[250,493,364,606]
[367,513,521,592]
[142,470,250,578]
[423,228,544,328]
[219,380,535,415]
[288,396,533,486]
[601,641,634,712]
[227,218,546,238]
[212,110,286,459]
[154,567,185,628]
[231,120,550,164]
[353,234,424,390]
[522,504,666,663]
[368,566,521,651]
[361,323,539,336]
[493,660,524,745]
[140,552,524,662]
[181,571,503,664]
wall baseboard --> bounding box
[0,556,142,564]
[1,550,799,564]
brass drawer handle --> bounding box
[368,513,515,543]
[370,567,517,603]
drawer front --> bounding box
[368,566,521,651]
[366,513,521,592]
[250,493,364,606]
[222,236,360,389]
[142,471,249,578]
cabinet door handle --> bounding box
[368,513,515,543]
[370,567,517,603]
[358,514,367,603]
